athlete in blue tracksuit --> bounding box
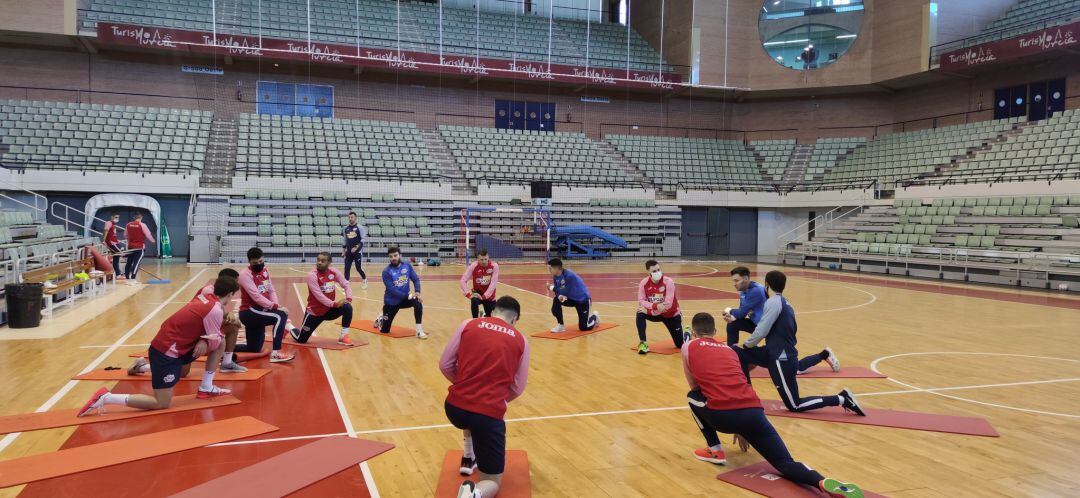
[735,270,865,416]
[547,258,599,332]
[342,211,367,284]
[724,266,767,345]
[373,246,427,339]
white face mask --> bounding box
[650,270,663,283]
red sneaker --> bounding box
[77,387,109,417]
[338,333,355,346]
[692,447,726,465]
[196,385,232,399]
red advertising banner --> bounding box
[939,20,1080,71]
[95,22,681,90]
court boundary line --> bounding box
[0,269,209,456]
[292,283,381,498]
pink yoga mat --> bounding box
[762,400,999,437]
[717,461,888,497]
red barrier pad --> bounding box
[264,335,367,349]
[531,323,618,340]
[74,367,270,382]
[750,366,886,379]
[435,450,530,498]
[0,416,278,488]
[628,339,681,355]
[0,394,240,435]
[128,351,271,363]
[761,400,999,437]
[350,321,417,338]
[169,436,395,498]
[717,461,888,498]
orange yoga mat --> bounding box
[531,322,618,340]
[0,416,278,488]
[169,436,395,498]
[0,394,240,435]
[761,399,999,437]
[434,450,531,498]
[264,335,367,349]
[128,351,271,363]
[717,461,887,497]
[628,339,681,355]
[74,367,270,382]
[351,322,416,338]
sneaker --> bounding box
[416,325,429,340]
[338,333,355,346]
[196,385,232,399]
[127,357,149,376]
[824,346,841,373]
[456,480,476,498]
[360,280,368,290]
[590,311,601,327]
[637,341,649,355]
[550,324,566,333]
[290,327,302,342]
[692,447,726,465]
[373,315,386,332]
[220,361,248,373]
[116,275,127,281]
[77,387,110,417]
[840,388,866,416]
[820,478,864,498]
[682,326,693,344]
[270,349,296,363]
[459,455,477,476]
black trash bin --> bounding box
[5,283,43,329]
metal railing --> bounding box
[777,202,868,255]
[0,178,48,222]
[929,8,1080,66]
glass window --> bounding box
[759,0,864,71]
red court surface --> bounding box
[498,272,738,302]
[19,277,374,498]
[434,450,531,498]
[717,461,888,498]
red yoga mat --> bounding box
[168,436,395,498]
[350,321,417,338]
[761,399,999,437]
[717,461,887,497]
[434,450,531,498]
[74,367,270,382]
[0,394,240,435]
[128,351,271,363]
[628,339,681,355]
[531,322,618,340]
[264,335,367,349]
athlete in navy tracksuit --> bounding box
[735,270,866,415]
[724,267,766,345]
[342,211,368,285]
[547,258,599,332]
[373,246,426,339]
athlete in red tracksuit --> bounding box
[194,268,246,373]
[682,312,863,498]
[296,252,355,346]
[439,296,529,498]
[236,247,297,363]
[460,249,500,319]
[636,259,688,354]
[124,212,155,280]
[103,212,123,278]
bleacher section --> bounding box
[0,210,98,272]
[969,0,1080,46]
[804,137,866,182]
[822,119,1020,189]
[236,114,436,180]
[944,109,1080,184]
[750,139,795,181]
[606,135,763,189]
[81,0,669,71]
[440,126,631,185]
[782,195,1080,289]
[1,100,211,174]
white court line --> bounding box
[292,283,381,498]
[872,351,1080,418]
[219,375,1080,447]
[687,278,878,315]
[0,269,209,457]
[79,343,150,349]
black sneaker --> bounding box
[840,388,866,416]
[459,455,477,476]
[373,315,386,333]
[456,479,476,498]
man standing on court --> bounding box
[342,211,368,289]
[234,247,297,362]
[547,258,599,333]
[124,212,155,282]
[636,259,687,354]
[78,276,240,416]
[460,249,500,318]
[439,296,529,498]
[103,212,124,280]
[723,266,765,345]
[296,251,355,346]
[681,312,864,498]
[373,246,427,339]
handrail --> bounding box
[0,178,48,221]
[775,205,843,244]
[929,8,1080,60]
[49,201,123,237]
[778,202,866,252]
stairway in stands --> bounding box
[420,130,475,195]
[782,143,814,185]
[917,121,1030,183]
[593,138,656,190]
[200,118,237,188]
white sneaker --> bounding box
[373,315,386,332]
[550,324,566,333]
[127,357,149,376]
[361,280,368,290]
[590,311,601,327]
[416,325,428,340]
[824,347,841,372]
[270,349,296,363]
[197,385,232,399]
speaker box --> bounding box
[530,181,552,199]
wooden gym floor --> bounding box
[1,260,1079,497]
